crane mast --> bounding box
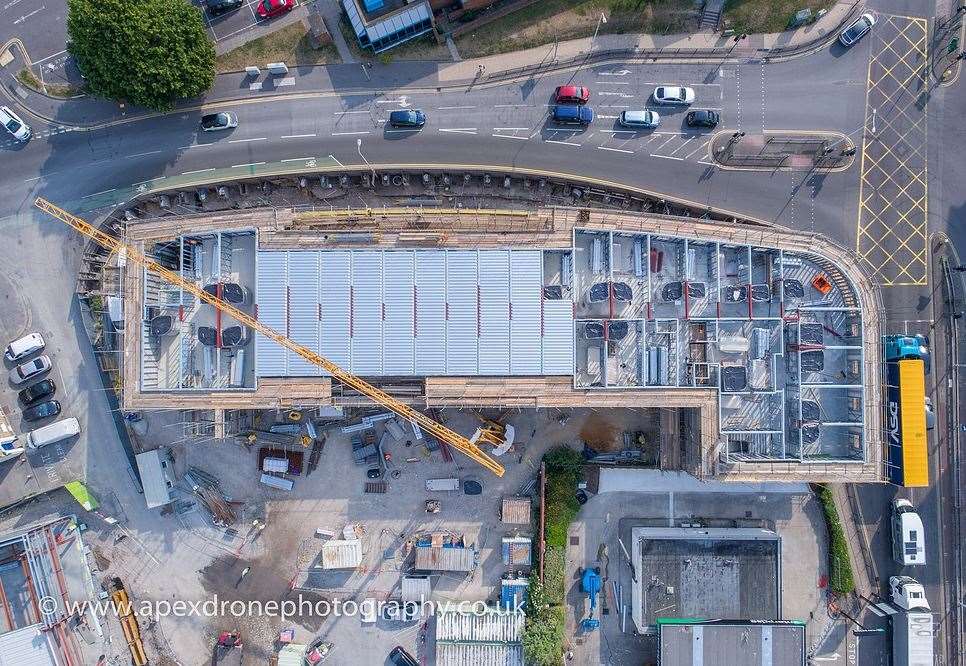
[33,197,505,477]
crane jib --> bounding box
[33,197,505,477]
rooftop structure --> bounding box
[658,619,806,666]
[342,0,435,54]
[134,449,176,508]
[118,206,882,483]
[435,607,524,666]
[631,527,782,632]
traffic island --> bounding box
[710,130,855,171]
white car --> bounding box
[839,13,876,47]
[0,105,31,141]
[653,86,695,105]
[5,332,45,362]
[9,355,51,385]
[200,112,238,132]
[0,437,25,463]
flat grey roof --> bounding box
[659,621,805,666]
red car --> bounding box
[554,85,590,104]
[257,0,294,19]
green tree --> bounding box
[67,0,214,110]
[522,606,565,666]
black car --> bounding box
[200,112,238,132]
[686,110,719,128]
[23,399,61,422]
[18,379,56,405]
[388,110,426,128]
[366,467,383,479]
[388,646,419,666]
[205,0,243,15]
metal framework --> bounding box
[34,197,505,476]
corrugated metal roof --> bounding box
[435,608,525,649]
[415,545,475,572]
[255,251,287,376]
[0,625,57,666]
[287,251,320,376]
[436,643,523,666]
[401,575,431,602]
[135,450,174,509]
[255,249,573,379]
[320,539,363,569]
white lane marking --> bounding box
[597,146,633,154]
[3,0,26,11]
[651,154,684,161]
[598,92,633,97]
[684,141,711,160]
[654,136,677,151]
[328,154,344,167]
[82,188,116,198]
[127,150,162,158]
[331,131,370,136]
[13,5,44,24]
[281,157,315,162]
[697,159,716,166]
[182,168,216,175]
[598,115,619,119]
[652,131,687,137]
[384,128,422,134]
[437,105,475,110]
[493,127,529,131]
[375,97,410,106]
[597,81,631,85]
[23,175,43,182]
[281,133,317,138]
[229,137,267,143]
[232,162,266,168]
[439,128,477,134]
[546,139,580,147]
[494,103,534,108]
[178,143,211,149]
[669,137,694,155]
[31,48,67,65]
[492,134,528,140]
[334,110,370,115]
[599,70,630,76]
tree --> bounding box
[67,0,214,110]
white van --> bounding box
[891,499,926,566]
[26,417,80,449]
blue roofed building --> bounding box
[342,0,436,53]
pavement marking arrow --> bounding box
[599,70,630,76]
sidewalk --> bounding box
[0,0,858,128]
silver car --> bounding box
[839,13,875,47]
[618,110,660,128]
[9,355,52,385]
[653,86,695,105]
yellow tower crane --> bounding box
[33,197,506,477]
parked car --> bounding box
[366,467,383,479]
[554,85,590,104]
[924,396,936,431]
[23,400,61,422]
[388,646,419,666]
[5,333,45,362]
[0,437,24,462]
[381,601,421,622]
[200,112,238,132]
[26,417,80,449]
[551,105,594,126]
[10,356,51,385]
[653,86,695,105]
[18,379,56,405]
[618,110,659,129]
[256,0,294,19]
[686,110,720,128]
[839,13,876,47]
[388,110,426,128]
[0,105,31,141]
[205,0,243,15]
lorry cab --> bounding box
[891,499,926,566]
[889,575,931,612]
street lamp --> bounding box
[592,12,607,41]
[357,138,375,183]
[569,14,607,84]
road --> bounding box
[0,4,964,664]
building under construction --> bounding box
[113,206,882,482]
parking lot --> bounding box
[193,0,307,48]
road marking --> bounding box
[334,110,370,115]
[598,92,633,97]
[13,5,44,24]
[232,162,265,168]
[276,77,296,87]
[650,154,684,161]
[684,141,711,160]
[331,131,370,136]
[375,97,410,106]
[437,105,475,110]
[597,81,631,85]
[281,133,317,138]
[23,175,43,182]
[127,150,162,158]
[182,168,216,175]
[697,159,716,166]
[229,137,267,143]
[328,154,344,167]
[384,128,421,134]
[493,127,529,131]
[31,48,66,65]
[598,115,619,119]
[599,70,630,76]
[439,128,477,134]
[494,104,533,108]
[546,139,580,147]
[492,134,528,140]
[654,136,677,151]
[82,188,116,198]
[178,143,211,149]
[597,146,633,154]
[281,157,315,162]
[669,137,694,155]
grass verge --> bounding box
[723,0,835,35]
[454,0,695,59]
[524,446,584,666]
[815,484,855,596]
[215,23,339,73]
[17,68,83,98]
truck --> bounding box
[884,335,930,488]
[889,576,934,666]
[891,499,926,566]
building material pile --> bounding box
[183,466,236,525]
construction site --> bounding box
[105,200,882,483]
